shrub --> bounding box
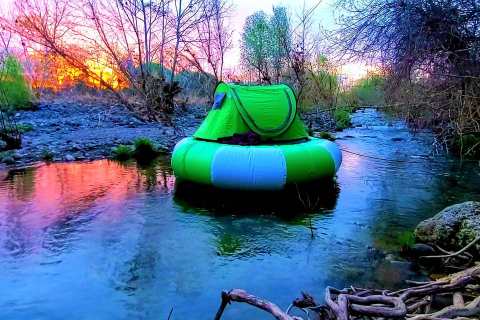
[351,74,385,106]
[318,131,335,141]
[336,90,360,109]
[397,231,416,249]
[334,108,352,130]
[0,56,32,110]
[112,145,133,161]
[301,69,340,111]
[133,138,157,162]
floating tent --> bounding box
[193,82,309,142]
[172,83,342,190]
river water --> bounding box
[0,109,479,319]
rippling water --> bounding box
[0,109,479,319]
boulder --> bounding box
[415,201,480,251]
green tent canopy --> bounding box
[194,83,309,142]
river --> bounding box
[0,109,479,319]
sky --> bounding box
[1,0,337,67]
[2,0,369,79]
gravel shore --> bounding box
[0,101,335,169]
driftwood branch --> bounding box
[215,266,480,320]
[214,289,302,320]
[420,237,480,260]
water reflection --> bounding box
[174,179,340,218]
[0,160,174,259]
[0,109,479,320]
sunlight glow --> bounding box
[340,63,373,82]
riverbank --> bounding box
[215,202,480,320]
[0,100,337,169]
[0,100,201,169]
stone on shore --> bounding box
[415,201,480,251]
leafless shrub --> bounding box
[1,0,232,121]
[336,0,480,156]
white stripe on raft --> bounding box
[211,146,287,190]
[318,140,343,172]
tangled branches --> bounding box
[215,265,480,320]
[336,0,480,157]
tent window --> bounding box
[212,92,226,110]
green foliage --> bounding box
[133,138,158,162]
[302,68,340,110]
[318,131,336,141]
[270,6,290,80]
[241,11,272,79]
[112,145,133,161]
[336,90,360,109]
[241,8,293,82]
[334,108,352,130]
[0,56,32,110]
[351,75,385,106]
[16,123,34,133]
[216,234,244,256]
[41,149,54,162]
[397,231,416,249]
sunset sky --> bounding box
[2,0,336,67]
[2,0,369,79]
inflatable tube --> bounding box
[171,137,342,190]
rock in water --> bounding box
[405,243,436,258]
[65,154,75,162]
[415,201,480,251]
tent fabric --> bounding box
[193,83,309,142]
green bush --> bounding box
[318,131,336,141]
[334,108,352,130]
[301,69,340,111]
[350,75,385,106]
[336,90,360,109]
[112,145,133,161]
[0,56,32,110]
[133,138,157,162]
[397,231,416,249]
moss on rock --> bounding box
[414,201,480,252]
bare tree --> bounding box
[282,0,322,101]
[183,0,232,82]
[2,0,229,120]
[335,0,480,156]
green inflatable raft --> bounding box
[172,83,342,190]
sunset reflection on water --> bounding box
[0,159,175,256]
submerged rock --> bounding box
[403,243,436,258]
[415,201,480,251]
